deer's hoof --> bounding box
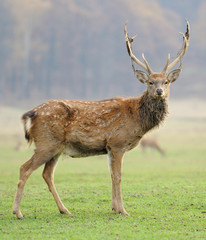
[118,210,129,216]
[112,207,129,216]
[16,212,24,219]
[60,208,72,216]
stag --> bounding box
[13,20,190,218]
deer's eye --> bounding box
[164,81,169,85]
[149,82,153,85]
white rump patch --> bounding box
[25,118,31,133]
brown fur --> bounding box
[13,91,169,218]
[13,21,189,218]
[22,94,167,156]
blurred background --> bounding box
[0,3,206,226]
[0,2,206,231]
[0,0,205,155]
[0,0,206,105]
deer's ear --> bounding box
[167,68,182,83]
[135,70,149,84]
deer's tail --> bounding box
[22,110,36,144]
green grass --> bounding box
[0,107,206,239]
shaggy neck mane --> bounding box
[139,91,168,134]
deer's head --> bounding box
[124,19,190,99]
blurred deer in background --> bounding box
[140,138,165,156]
[13,20,190,219]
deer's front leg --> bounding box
[108,151,129,216]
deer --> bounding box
[13,19,190,219]
[140,138,165,156]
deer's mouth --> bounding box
[154,93,165,99]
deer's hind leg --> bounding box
[42,155,71,216]
[13,149,61,219]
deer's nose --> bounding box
[156,88,163,95]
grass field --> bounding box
[0,101,206,239]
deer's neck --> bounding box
[139,91,168,134]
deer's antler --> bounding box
[124,22,153,75]
[162,18,190,73]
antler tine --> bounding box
[162,54,170,73]
[124,22,151,74]
[166,19,190,72]
[142,53,153,74]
